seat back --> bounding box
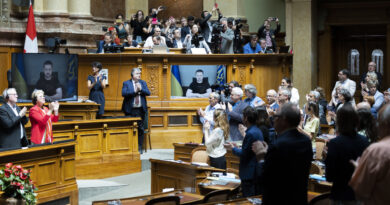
[309,193,331,205]
[190,147,209,164]
[310,162,322,175]
[315,141,326,160]
[145,196,180,205]
[203,189,231,203]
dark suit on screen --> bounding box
[232,125,263,197]
[261,128,313,205]
[122,79,150,152]
[0,103,29,149]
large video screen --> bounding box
[11,53,78,102]
[171,65,227,98]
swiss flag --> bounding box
[23,0,38,53]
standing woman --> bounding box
[88,62,107,119]
[30,90,59,144]
[203,109,229,169]
[130,10,146,42]
[114,13,130,40]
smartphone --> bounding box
[116,19,123,24]
[215,3,218,8]
[272,17,277,21]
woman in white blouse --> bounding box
[281,77,300,105]
[203,109,229,169]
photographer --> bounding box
[114,13,130,40]
[164,16,177,42]
[130,10,146,43]
[148,6,164,25]
[220,18,234,54]
[200,6,222,45]
[228,17,244,54]
[184,24,211,54]
[257,17,280,53]
[221,80,240,103]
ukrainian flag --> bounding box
[11,53,29,100]
[216,65,225,87]
[66,54,78,98]
[171,65,183,96]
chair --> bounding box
[315,140,326,160]
[310,162,323,175]
[190,147,209,164]
[145,196,180,205]
[309,193,331,205]
[202,189,231,203]
[143,106,152,152]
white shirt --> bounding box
[7,103,23,139]
[143,36,166,48]
[205,127,227,158]
[331,78,357,104]
[290,87,300,106]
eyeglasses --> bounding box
[8,93,18,96]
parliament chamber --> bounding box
[1,0,390,204]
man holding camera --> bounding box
[257,17,280,53]
[220,18,234,54]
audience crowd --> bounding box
[97,5,282,54]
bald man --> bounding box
[350,104,390,205]
[360,61,383,88]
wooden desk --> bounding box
[0,141,78,204]
[308,179,332,193]
[174,143,240,170]
[150,159,224,194]
[92,190,203,205]
[198,177,240,196]
[123,47,185,54]
[17,102,99,121]
[26,118,142,179]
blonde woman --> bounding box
[203,109,229,169]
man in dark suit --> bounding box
[224,87,249,141]
[252,103,313,205]
[226,106,263,197]
[122,68,151,154]
[257,17,280,53]
[360,61,383,88]
[0,88,29,149]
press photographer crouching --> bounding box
[184,24,212,54]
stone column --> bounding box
[68,0,91,18]
[43,0,68,16]
[203,0,246,20]
[125,0,148,20]
[288,0,317,107]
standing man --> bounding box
[360,61,383,88]
[220,18,234,54]
[122,68,151,154]
[223,87,249,141]
[252,103,313,204]
[0,88,29,148]
[257,17,280,53]
[331,69,356,105]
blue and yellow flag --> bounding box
[66,54,78,98]
[171,65,183,96]
[216,65,225,87]
[12,53,29,100]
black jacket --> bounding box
[257,24,280,53]
[262,129,313,205]
[0,104,29,149]
[325,134,369,201]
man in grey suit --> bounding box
[0,88,29,149]
[220,18,234,54]
[222,87,249,141]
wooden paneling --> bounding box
[0,142,78,204]
[91,0,126,19]
[25,118,142,179]
[0,47,22,92]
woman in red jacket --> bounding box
[30,90,59,144]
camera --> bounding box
[212,23,224,33]
[191,34,204,46]
[46,37,67,53]
[102,26,108,32]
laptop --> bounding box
[279,45,290,53]
[152,45,169,54]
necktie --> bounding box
[135,83,140,106]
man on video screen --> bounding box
[186,69,211,98]
[35,60,63,101]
